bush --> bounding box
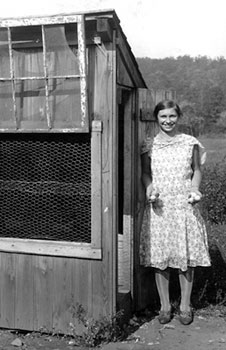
[194,159,226,311]
[200,157,226,225]
[192,224,226,310]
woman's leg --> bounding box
[178,267,194,311]
[155,268,171,311]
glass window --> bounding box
[0,21,88,132]
[45,25,79,76]
[12,26,44,78]
[0,81,15,129]
[0,29,10,78]
[15,79,47,129]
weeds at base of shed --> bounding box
[69,303,127,348]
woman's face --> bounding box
[157,107,179,135]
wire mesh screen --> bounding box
[0,133,91,243]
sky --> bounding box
[1,0,226,59]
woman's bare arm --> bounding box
[191,144,202,191]
[141,152,153,199]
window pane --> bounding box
[45,25,79,76]
[15,79,48,129]
[49,78,81,129]
[11,26,44,78]
[0,21,88,132]
[0,81,15,129]
[0,29,10,78]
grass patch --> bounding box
[198,134,226,165]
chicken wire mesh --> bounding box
[0,133,91,243]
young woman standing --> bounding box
[140,100,211,325]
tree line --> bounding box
[137,55,226,135]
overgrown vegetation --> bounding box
[193,158,226,313]
[188,149,226,315]
[200,157,226,225]
[69,303,125,347]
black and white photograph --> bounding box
[0,0,225,349]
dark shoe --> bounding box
[179,309,194,325]
[158,310,172,324]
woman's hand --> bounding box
[188,189,202,204]
[146,184,160,203]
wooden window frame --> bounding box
[0,14,88,132]
[0,120,102,258]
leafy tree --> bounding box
[137,55,226,134]
[179,101,204,136]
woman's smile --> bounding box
[157,108,179,135]
[162,122,175,127]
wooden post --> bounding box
[91,120,102,250]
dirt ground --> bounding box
[118,311,226,350]
[0,309,225,350]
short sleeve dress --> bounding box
[140,133,211,272]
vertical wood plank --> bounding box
[68,259,92,335]
[110,32,118,317]
[52,257,73,333]
[15,255,34,329]
[91,39,116,318]
[72,259,90,306]
[118,90,133,293]
[90,45,108,319]
[91,120,102,249]
[78,14,88,130]
[79,260,92,314]
[91,261,105,319]
[139,88,155,121]
[7,28,18,128]
[33,255,53,331]
[0,253,16,328]
[73,259,92,323]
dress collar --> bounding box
[154,132,183,145]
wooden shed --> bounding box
[0,9,156,333]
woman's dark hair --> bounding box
[153,100,182,120]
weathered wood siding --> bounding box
[117,90,135,294]
[0,40,117,333]
[134,88,159,310]
[0,9,149,331]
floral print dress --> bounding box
[140,133,211,271]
